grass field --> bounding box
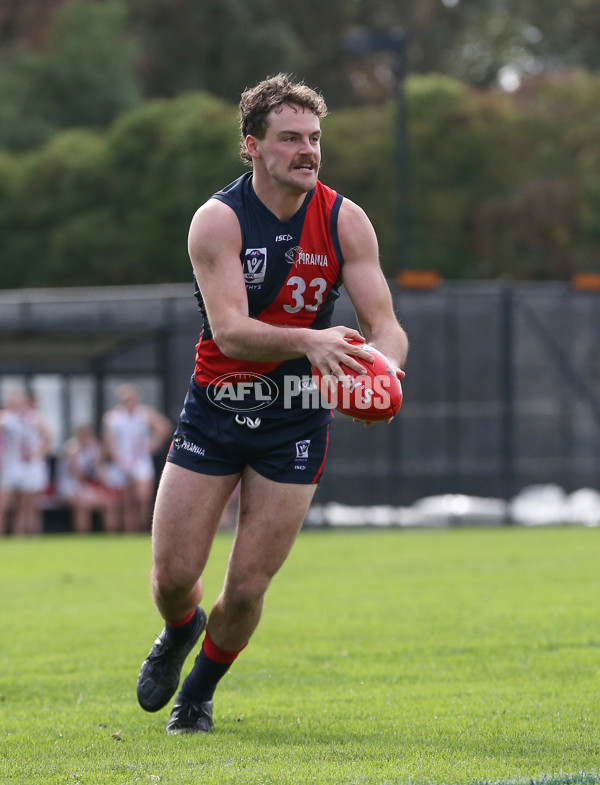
[1,525,599,785]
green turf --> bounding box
[1,526,599,785]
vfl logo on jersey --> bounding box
[295,440,311,460]
[244,248,267,284]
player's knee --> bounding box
[152,562,195,601]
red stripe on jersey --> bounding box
[258,184,341,327]
[194,335,280,387]
[311,418,330,483]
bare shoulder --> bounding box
[338,196,373,230]
[337,196,379,262]
[188,198,241,262]
[190,197,238,230]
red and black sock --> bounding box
[164,607,198,645]
[181,628,247,703]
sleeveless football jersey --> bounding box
[193,172,345,411]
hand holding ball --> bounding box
[312,340,403,423]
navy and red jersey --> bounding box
[193,172,345,410]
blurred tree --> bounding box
[466,70,600,278]
[441,0,600,88]
[125,0,307,100]
[0,151,23,287]
[1,129,124,287]
[0,0,141,150]
[0,0,65,48]
[346,0,600,91]
[123,0,465,103]
[0,71,598,286]
[0,49,57,150]
[123,0,600,101]
[107,91,244,282]
[2,0,600,120]
[326,70,600,279]
[42,0,142,128]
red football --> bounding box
[312,340,403,422]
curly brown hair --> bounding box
[239,73,328,164]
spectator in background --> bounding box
[102,384,172,533]
[56,424,119,534]
[0,388,52,536]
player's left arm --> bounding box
[33,413,53,459]
[338,198,409,375]
[101,413,121,467]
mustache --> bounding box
[292,157,321,170]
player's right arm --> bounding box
[32,412,52,459]
[188,199,371,378]
[101,413,121,468]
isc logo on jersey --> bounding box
[244,248,267,284]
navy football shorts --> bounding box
[167,378,332,485]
